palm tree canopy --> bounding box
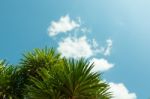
[26,58,111,99]
[0,60,19,99]
[20,48,62,76]
[0,48,112,99]
[17,48,63,98]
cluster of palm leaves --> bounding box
[0,48,112,99]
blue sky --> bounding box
[0,0,150,98]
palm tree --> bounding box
[26,58,111,99]
[16,48,63,98]
[0,48,112,99]
[0,60,19,99]
[0,48,63,99]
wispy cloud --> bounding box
[104,39,113,56]
[109,82,137,99]
[90,58,114,72]
[48,15,80,36]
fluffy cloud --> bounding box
[104,39,113,56]
[57,36,94,58]
[48,15,80,36]
[109,83,137,99]
[90,58,114,72]
[47,15,113,58]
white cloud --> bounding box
[48,15,80,36]
[57,36,93,58]
[90,58,114,72]
[104,39,113,56]
[109,83,137,99]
